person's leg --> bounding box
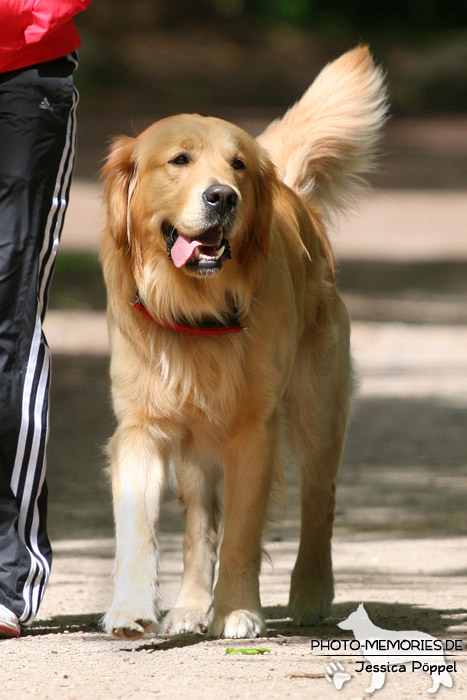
[0,56,78,628]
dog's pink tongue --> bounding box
[171,235,202,268]
[171,231,219,268]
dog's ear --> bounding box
[251,150,278,259]
[102,136,137,250]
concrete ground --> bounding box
[3,149,467,697]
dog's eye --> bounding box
[169,153,190,166]
[232,158,246,171]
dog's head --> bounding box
[337,603,369,631]
[103,114,277,280]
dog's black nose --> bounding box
[203,184,237,216]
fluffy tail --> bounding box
[258,45,388,217]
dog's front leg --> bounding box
[103,427,166,639]
[365,669,386,694]
[160,458,220,635]
[209,415,277,639]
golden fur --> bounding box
[100,46,387,639]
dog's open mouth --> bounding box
[162,222,231,274]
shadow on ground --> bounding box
[25,603,467,646]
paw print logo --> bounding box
[325,661,352,690]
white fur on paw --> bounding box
[288,576,333,625]
[208,610,266,639]
[103,603,157,639]
[160,608,210,635]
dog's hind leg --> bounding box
[427,667,453,693]
[103,427,167,639]
[286,298,351,625]
[161,458,220,635]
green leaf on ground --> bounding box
[225,648,271,655]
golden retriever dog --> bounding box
[100,46,387,639]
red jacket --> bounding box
[0,0,91,73]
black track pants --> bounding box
[0,55,78,626]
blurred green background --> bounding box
[75,0,466,112]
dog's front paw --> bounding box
[288,571,334,625]
[103,602,158,639]
[208,609,266,639]
[160,607,210,635]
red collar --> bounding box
[131,301,247,336]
